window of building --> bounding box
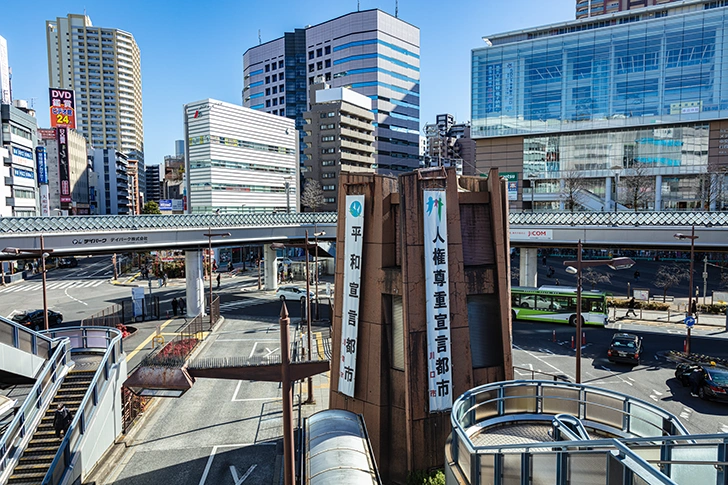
[325,72,331,81]
[325,59,331,68]
[279,84,285,92]
[322,172,336,179]
[308,51,314,60]
[309,76,314,85]
[327,111,336,117]
[316,48,323,57]
[278,60,284,68]
[265,64,270,72]
[272,74,277,82]
[266,100,271,107]
[272,109,278,115]
[265,76,270,84]
[272,86,277,94]
[322,135,335,142]
[317,61,323,70]
[279,108,286,116]
[266,88,271,95]
[322,160,335,166]
[309,64,314,73]
[272,98,278,106]
[324,197,335,203]
[321,123,336,130]
[322,148,335,154]
[322,185,336,191]
[325,45,331,55]
[279,96,284,104]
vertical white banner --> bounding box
[338,195,365,397]
[39,185,50,217]
[423,189,453,412]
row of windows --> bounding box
[264,60,285,72]
[190,182,287,193]
[350,81,420,98]
[189,159,296,175]
[333,53,419,73]
[308,45,332,59]
[13,188,36,199]
[333,39,419,60]
[265,97,285,108]
[309,59,332,72]
[335,67,419,84]
[188,135,296,155]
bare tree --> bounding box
[511,265,520,285]
[619,162,653,211]
[560,169,586,212]
[697,161,727,211]
[720,271,728,290]
[301,178,324,213]
[582,268,612,290]
[654,263,689,303]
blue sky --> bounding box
[2,0,575,166]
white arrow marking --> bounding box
[264,347,279,358]
[230,464,256,485]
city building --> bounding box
[0,35,10,105]
[423,114,477,176]
[242,9,420,175]
[184,99,298,214]
[576,0,680,19]
[161,140,185,201]
[46,13,145,195]
[92,148,130,215]
[38,127,91,214]
[302,81,375,211]
[1,101,39,217]
[472,0,728,211]
[145,164,161,203]
[127,159,141,214]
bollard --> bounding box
[553,330,556,342]
[582,332,586,346]
[683,339,687,353]
[571,336,575,349]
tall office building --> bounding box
[46,14,145,194]
[184,99,298,214]
[472,0,728,211]
[145,164,161,203]
[243,9,420,175]
[303,81,375,211]
[576,0,679,19]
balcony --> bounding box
[445,380,728,485]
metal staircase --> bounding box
[7,370,95,485]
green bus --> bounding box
[511,286,609,326]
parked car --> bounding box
[607,332,642,365]
[58,257,78,268]
[675,363,728,402]
[11,310,64,330]
[276,286,314,302]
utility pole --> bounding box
[703,256,708,305]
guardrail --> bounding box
[0,315,54,359]
[0,335,71,481]
[448,380,692,485]
[42,326,123,485]
[509,210,728,227]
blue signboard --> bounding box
[685,316,696,328]
[35,147,48,185]
[159,199,173,211]
[12,146,33,160]
[13,167,34,180]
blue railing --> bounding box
[0,315,53,359]
[42,326,123,485]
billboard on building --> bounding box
[159,199,173,211]
[35,147,48,185]
[38,128,56,140]
[49,88,76,129]
[0,36,10,104]
[57,127,71,204]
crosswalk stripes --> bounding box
[218,298,273,311]
[0,279,106,293]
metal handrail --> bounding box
[0,335,71,480]
[0,315,54,357]
[41,326,122,485]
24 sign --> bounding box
[49,88,76,129]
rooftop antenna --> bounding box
[258,29,262,45]
[395,0,398,18]
[357,0,360,11]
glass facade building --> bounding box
[472,1,728,211]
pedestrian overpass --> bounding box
[1,211,726,312]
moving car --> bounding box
[11,310,64,330]
[58,257,78,268]
[675,363,728,402]
[276,286,314,302]
[607,332,642,365]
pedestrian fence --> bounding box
[81,296,160,327]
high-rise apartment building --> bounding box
[0,35,10,105]
[423,114,476,176]
[38,127,91,214]
[92,148,130,215]
[242,9,420,175]
[145,164,160,203]
[1,101,39,217]
[46,14,145,194]
[303,81,375,211]
[184,99,298,214]
[472,0,728,211]
[576,0,679,19]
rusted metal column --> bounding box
[41,235,49,331]
[305,230,314,404]
[280,302,295,485]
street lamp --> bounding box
[613,170,620,213]
[564,241,635,383]
[310,231,325,321]
[3,235,54,330]
[203,228,230,328]
[674,227,698,354]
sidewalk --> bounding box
[611,307,727,329]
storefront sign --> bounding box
[13,167,34,179]
[423,189,453,412]
[49,88,76,129]
[35,146,48,185]
[159,199,173,211]
[56,127,71,204]
[39,185,50,216]
[509,228,553,241]
[338,195,365,398]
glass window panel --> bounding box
[670,445,719,484]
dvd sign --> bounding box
[49,88,76,129]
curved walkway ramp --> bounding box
[0,327,125,485]
[446,380,726,485]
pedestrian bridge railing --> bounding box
[509,210,728,227]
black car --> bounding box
[675,363,728,402]
[11,310,64,330]
[58,257,78,268]
[607,332,642,365]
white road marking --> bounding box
[680,408,692,420]
[64,288,88,306]
[216,338,279,342]
[720,423,728,433]
[199,443,274,485]
[513,344,571,379]
[653,390,663,396]
[230,464,256,485]
[6,310,19,319]
[264,347,279,359]
[599,366,633,386]
[538,348,554,355]
[248,342,258,359]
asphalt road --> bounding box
[512,319,728,436]
[514,252,727,299]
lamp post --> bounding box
[203,228,230,328]
[312,231,325,321]
[674,227,698,354]
[3,235,54,330]
[613,170,620,213]
[564,243,635,383]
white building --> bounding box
[0,101,39,217]
[0,35,10,105]
[184,99,298,214]
[46,14,145,192]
